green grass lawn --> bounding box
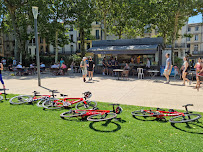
[0,94,203,152]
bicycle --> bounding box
[131,104,202,124]
[0,88,9,101]
[42,91,97,110]
[9,90,58,105]
[60,104,123,122]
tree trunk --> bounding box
[80,28,85,57]
[55,30,58,63]
[171,12,179,64]
[103,14,107,40]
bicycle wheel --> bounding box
[131,110,154,117]
[169,114,202,123]
[87,113,117,122]
[9,95,32,105]
[36,99,45,107]
[42,98,63,110]
[75,100,97,110]
[60,110,86,119]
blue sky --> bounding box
[188,14,203,23]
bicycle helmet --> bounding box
[115,106,123,114]
[83,91,92,99]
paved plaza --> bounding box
[3,72,203,112]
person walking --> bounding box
[181,57,191,86]
[0,62,5,89]
[194,57,203,91]
[80,57,88,82]
[88,57,95,81]
[163,53,172,84]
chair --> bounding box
[137,68,144,79]
[121,70,129,80]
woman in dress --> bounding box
[182,57,191,86]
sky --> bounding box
[188,13,203,23]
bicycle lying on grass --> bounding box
[60,104,123,122]
[9,90,58,105]
[131,104,202,124]
[42,91,97,110]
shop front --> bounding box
[88,38,163,74]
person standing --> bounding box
[60,58,64,67]
[163,53,172,84]
[0,62,5,89]
[146,58,150,70]
[88,57,95,81]
[181,57,191,86]
[80,57,88,82]
[102,57,107,75]
[194,57,203,91]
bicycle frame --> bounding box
[72,109,112,118]
[142,110,185,118]
[51,98,85,106]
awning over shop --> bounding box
[88,44,158,54]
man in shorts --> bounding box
[163,53,172,84]
[80,57,87,82]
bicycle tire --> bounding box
[60,110,86,118]
[87,113,117,122]
[169,114,202,123]
[9,95,32,105]
[42,98,63,110]
[131,110,154,117]
[75,100,97,110]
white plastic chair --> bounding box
[137,68,144,79]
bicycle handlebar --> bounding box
[182,104,193,107]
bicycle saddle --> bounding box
[33,91,40,94]
[60,94,68,97]
[182,104,193,107]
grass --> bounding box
[0,94,203,152]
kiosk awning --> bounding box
[88,45,158,54]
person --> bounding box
[181,57,191,86]
[8,64,13,71]
[88,57,95,81]
[16,62,23,69]
[146,58,150,70]
[70,61,75,73]
[51,63,59,69]
[40,62,45,68]
[30,63,35,68]
[1,58,6,67]
[16,62,24,76]
[163,53,172,84]
[102,57,107,75]
[194,57,203,91]
[0,62,5,89]
[60,63,67,75]
[108,58,112,76]
[60,58,64,67]
[80,57,88,82]
[123,63,130,76]
[13,58,17,66]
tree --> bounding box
[72,0,96,57]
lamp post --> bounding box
[32,6,41,86]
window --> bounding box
[194,44,198,51]
[40,37,43,43]
[195,35,198,41]
[87,43,90,50]
[78,43,81,50]
[29,48,31,54]
[195,26,199,31]
[174,52,178,57]
[70,34,73,42]
[96,21,99,24]
[71,45,73,54]
[187,44,190,48]
[33,38,35,44]
[69,26,73,31]
[187,37,190,41]
[188,27,191,32]
[96,30,100,39]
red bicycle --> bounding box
[60,104,123,121]
[42,91,97,110]
[131,104,202,124]
[9,90,57,105]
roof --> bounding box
[88,44,158,54]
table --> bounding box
[113,69,124,80]
[147,70,159,80]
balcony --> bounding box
[192,51,203,55]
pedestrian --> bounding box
[146,58,150,70]
[1,58,6,67]
[163,53,172,84]
[80,57,88,82]
[0,62,5,89]
[181,57,191,86]
[194,57,203,91]
[88,57,95,81]
[102,57,107,75]
[60,58,64,67]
